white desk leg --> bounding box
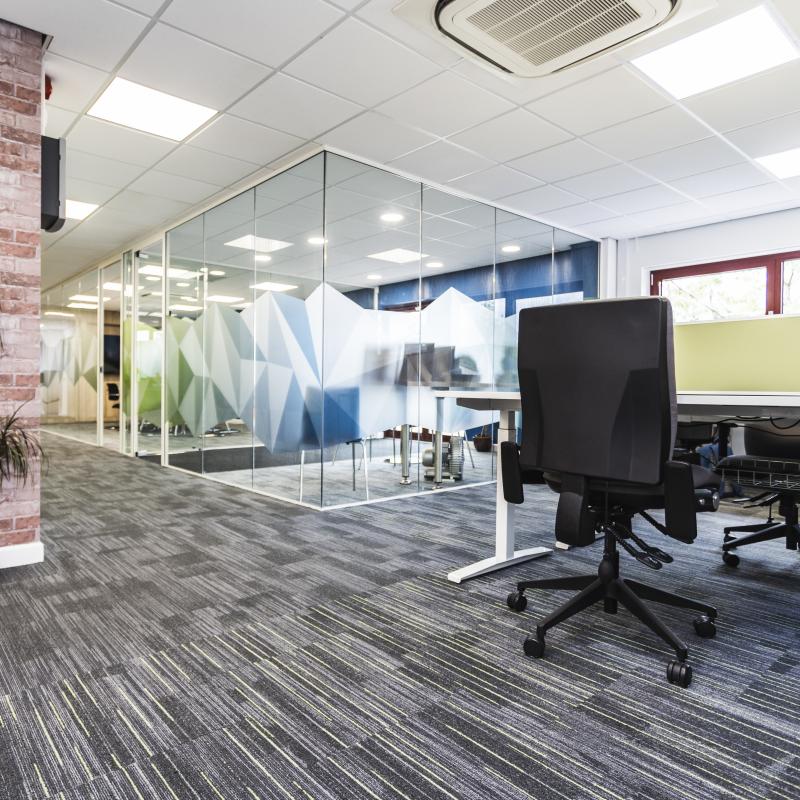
[447,408,551,583]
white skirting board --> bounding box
[0,540,44,570]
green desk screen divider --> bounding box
[674,315,800,392]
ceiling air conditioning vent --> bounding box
[396,0,680,76]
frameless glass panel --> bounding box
[250,153,325,505]
[419,186,496,489]
[200,190,256,489]
[494,210,554,391]
[135,241,163,459]
[165,216,205,473]
[119,250,134,455]
[100,260,122,451]
[661,267,767,323]
[782,259,800,313]
[322,153,422,506]
[553,228,599,302]
[40,272,100,445]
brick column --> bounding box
[0,20,44,566]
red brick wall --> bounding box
[0,20,43,549]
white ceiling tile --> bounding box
[702,183,794,213]
[453,51,614,106]
[509,140,616,183]
[377,71,514,138]
[158,146,259,186]
[2,0,148,70]
[501,185,584,214]
[527,66,670,136]
[68,118,174,167]
[685,60,800,133]
[129,170,222,205]
[112,0,163,13]
[600,184,686,215]
[162,0,343,67]
[105,190,189,226]
[44,105,76,138]
[543,202,618,228]
[356,0,463,67]
[622,202,713,235]
[329,0,362,7]
[189,115,305,166]
[773,0,800,37]
[725,111,800,158]
[584,106,710,161]
[322,112,435,163]
[671,163,774,199]
[390,141,494,184]
[42,53,108,113]
[230,73,362,139]
[66,149,146,188]
[119,24,271,110]
[64,177,119,205]
[447,166,544,200]
[631,138,743,183]
[450,108,571,162]
[555,164,653,200]
[285,18,440,107]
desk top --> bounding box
[433,389,800,417]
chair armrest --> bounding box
[664,460,698,544]
[500,441,524,504]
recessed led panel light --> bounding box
[756,147,800,178]
[88,77,217,141]
[67,302,98,310]
[426,261,444,269]
[175,282,190,287]
[307,236,327,245]
[225,235,293,254]
[206,295,244,303]
[180,296,197,302]
[380,212,405,223]
[366,274,382,281]
[69,294,99,302]
[501,245,521,254]
[169,304,203,312]
[65,200,98,220]
[632,6,799,99]
[209,269,226,276]
[255,254,272,264]
[139,265,196,279]
[250,281,298,292]
[367,248,427,264]
[44,311,75,318]
[103,282,121,292]
[145,276,160,282]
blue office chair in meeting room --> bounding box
[502,297,720,687]
[716,421,800,566]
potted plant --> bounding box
[0,404,44,493]
[472,424,493,453]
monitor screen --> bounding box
[104,334,120,375]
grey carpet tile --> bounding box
[0,433,799,799]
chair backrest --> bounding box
[744,421,800,460]
[518,297,676,487]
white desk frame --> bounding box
[435,390,800,584]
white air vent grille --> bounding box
[416,0,679,77]
[468,0,642,67]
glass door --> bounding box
[99,260,123,450]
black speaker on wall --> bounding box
[41,135,66,232]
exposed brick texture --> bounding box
[0,19,43,550]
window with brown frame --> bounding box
[650,250,800,323]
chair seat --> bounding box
[716,455,800,491]
[543,464,718,510]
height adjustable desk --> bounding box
[435,389,800,584]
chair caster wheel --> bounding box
[666,660,692,688]
[507,591,527,612]
[723,551,740,567]
[693,615,716,639]
[523,636,545,658]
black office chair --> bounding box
[502,297,720,688]
[106,382,120,430]
[716,421,800,566]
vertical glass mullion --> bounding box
[320,151,327,508]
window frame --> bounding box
[650,249,800,318]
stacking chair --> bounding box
[502,297,720,688]
[716,421,800,566]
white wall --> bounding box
[616,206,800,297]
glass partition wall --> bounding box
[41,150,599,508]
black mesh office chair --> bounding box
[717,421,800,566]
[502,297,720,688]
